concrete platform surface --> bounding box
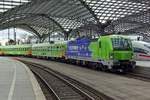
[18,57,150,100]
[0,57,46,100]
[136,61,150,67]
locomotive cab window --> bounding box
[111,38,132,50]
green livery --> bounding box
[89,35,133,60]
[0,35,136,72]
[32,42,66,58]
[89,35,135,72]
[66,35,135,72]
[0,44,32,56]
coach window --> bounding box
[144,44,150,49]
[133,48,148,54]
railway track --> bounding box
[18,57,150,83]
[20,60,113,100]
[124,72,150,82]
[54,59,150,82]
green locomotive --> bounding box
[66,35,136,72]
[92,35,135,72]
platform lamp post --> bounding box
[111,23,115,34]
[7,28,10,45]
[48,28,51,43]
[48,32,51,43]
[52,21,55,42]
[14,27,16,45]
[48,21,51,43]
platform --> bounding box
[0,57,46,100]
[19,57,150,100]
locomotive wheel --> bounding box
[101,65,108,72]
[95,63,101,70]
[98,63,104,71]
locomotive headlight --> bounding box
[110,55,113,59]
[109,53,113,59]
[131,53,134,59]
[132,55,134,59]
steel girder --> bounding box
[15,24,42,38]
[0,0,150,40]
[0,13,66,38]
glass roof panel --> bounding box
[0,0,30,13]
[84,0,150,23]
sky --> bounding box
[0,28,32,40]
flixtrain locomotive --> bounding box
[0,35,136,72]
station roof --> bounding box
[0,0,150,41]
[0,0,30,13]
